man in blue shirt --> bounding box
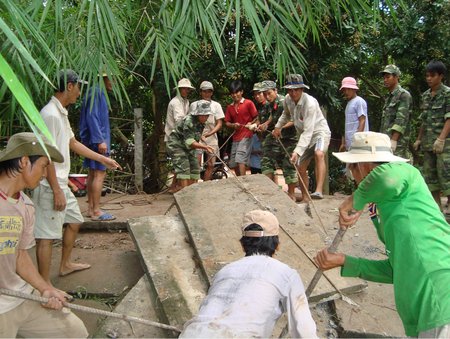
[79,74,114,221]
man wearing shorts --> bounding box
[167,100,214,190]
[32,70,121,283]
[273,74,331,201]
[190,81,224,181]
[224,80,258,176]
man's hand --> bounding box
[245,123,258,131]
[290,152,299,165]
[204,145,215,154]
[338,195,362,228]
[390,139,397,152]
[339,143,346,152]
[41,288,69,310]
[272,128,281,139]
[53,188,67,211]
[433,138,445,154]
[102,157,122,170]
[233,123,241,130]
[98,142,107,155]
[413,139,421,151]
[257,122,268,132]
[314,248,346,270]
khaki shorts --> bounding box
[299,133,331,164]
[32,184,84,239]
[0,291,88,338]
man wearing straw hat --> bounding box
[272,74,331,201]
[314,131,450,338]
[165,78,195,191]
[0,133,87,337]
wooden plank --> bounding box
[174,174,366,302]
[127,215,208,329]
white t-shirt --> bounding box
[344,96,369,150]
[0,192,35,314]
[180,255,317,338]
[190,100,224,146]
[40,96,75,187]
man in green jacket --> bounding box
[380,64,412,159]
[314,132,450,338]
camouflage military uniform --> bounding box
[419,84,450,195]
[261,95,298,184]
[167,115,205,180]
[380,85,412,158]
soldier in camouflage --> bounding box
[380,64,412,159]
[167,100,215,191]
[414,60,450,211]
[259,80,298,201]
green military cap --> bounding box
[0,132,64,163]
[191,99,213,116]
[252,82,264,92]
[380,64,401,76]
[261,80,277,91]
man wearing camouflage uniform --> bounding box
[414,60,450,212]
[167,100,214,191]
[260,80,298,201]
[380,64,412,159]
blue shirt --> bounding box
[344,96,369,150]
[79,87,111,151]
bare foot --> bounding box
[59,262,91,277]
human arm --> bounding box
[16,249,68,309]
[339,136,346,152]
[69,138,121,170]
[273,100,292,138]
[413,124,424,151]
[389,91,412,142]
[203,119,223,138]
[285,272,318,338]
[190,141,214,154]
[357,115,366,132]
[293,98,319,157]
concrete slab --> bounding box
[95,276,170,338]
[128,215,208,329]
[334,281,404,337]
[174,174,366,303]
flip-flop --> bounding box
[91,213,116,221]
[310,192,324,200]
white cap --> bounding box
[200,81,214,90]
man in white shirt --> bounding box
[32,70,121,284]
[273,74,331,201]
[165,78,195,191]
[190,81,224,181]
[180,210,317,338]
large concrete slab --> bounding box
[174,174,366,303]
[95,276,169,338]
[128,215,208,329]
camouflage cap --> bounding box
[191,100,213,116]
[380,64,401,76]
[252,82,264,92]
[261,80,277,91]
[283,74,310,89]
[0,132,63,163]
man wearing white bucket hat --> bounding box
[314,132,450,338]
[338,77,369,152]
[165,78,195,191]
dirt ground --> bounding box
[34,181,408,337]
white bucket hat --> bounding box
[176,78,195,89]
[200,81,213,90]
[333,132,409,163]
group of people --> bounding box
[0,58,448,338]
[165,60,449,213]
[0,69,121,337]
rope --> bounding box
[0,288,181,333]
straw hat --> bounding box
[333,132,409,164]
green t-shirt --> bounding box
[341,162,450,336]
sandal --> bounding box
[310,192,324,200]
